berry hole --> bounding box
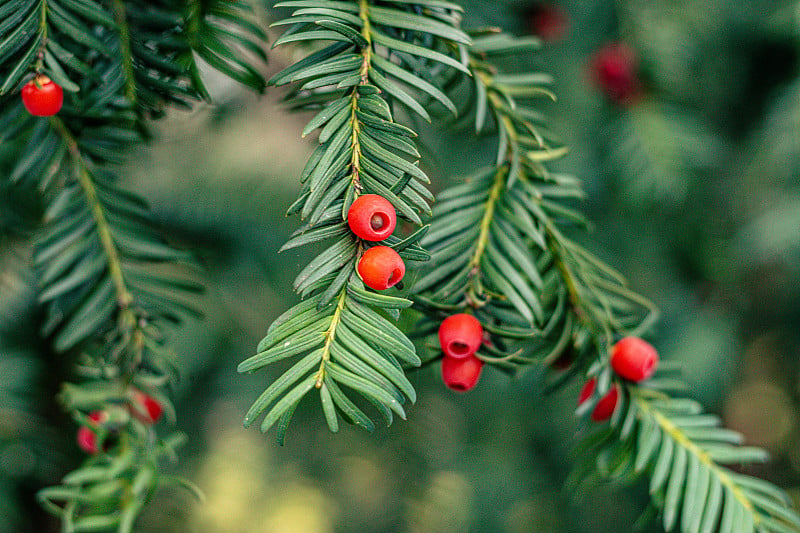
[450,383,467,391]
[449,341,470,356]
[387,268,402,286]
[370,213,388,231]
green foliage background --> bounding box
[1,0,799,531]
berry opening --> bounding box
[642,354,656,375]
[387,268,402,286]
[450,383,467,391]
[448,341,470,356]
[370,213,388,231]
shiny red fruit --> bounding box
[21,75,64,116]
[438,313,483,359]
[610,337,659,382]
[347,194,397,241]
[441,353,484,392]
[590,42,640,104]
[76,411,108,454]
[130,389,164,424]
[357,246,405,290]
[578,378,619,421]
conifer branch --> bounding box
[1,0,267,528]
[420,29,800,533]
[239,0,469,442]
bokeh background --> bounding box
[2,0,799,531]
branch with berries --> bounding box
[0,0,266,528]
[1,0,799,531]
[236,0,470,442]
[414,30,800,533]
[250,11,800,530]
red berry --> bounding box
[441,353,484,392]
[610,337,659,382]
[347,195,397,241]
[76,410,108,454]
[524,4,569,42]
[590,42,640,104]
[130,389,164,424]
[357,246,405,290]
[77,426,98,454]
[578,378,619,421]
[87,411,107,424]
[21,75,64,116]
[438,313,483,359]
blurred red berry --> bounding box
[357,246,405,290]
[438,313,483,359]
[76,410,108,454]
[578,378,619,421]
[590,42,640,104]
[130,389,164,424]
[348,194,397,241]
[610,336,659,382]
[21,75,64,116]
[441,353,484,392]
[524,3,569,42]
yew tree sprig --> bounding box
[237,0,470,443]
[0,0,267,528]
[415,30,656,375]
[418,29,800,533]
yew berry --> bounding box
[21,75,64,116]
[130,389,164,425]
[347,194,397,241]
[441,353,484,392]
[590,42,640,105]
[438,313,483,359]
[524,3,569,42]
[610,336,659,382]
[357,246,405,290]
[578,378,619,421]
[76,411,108,454]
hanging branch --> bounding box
[414,30,657,378]
[237,0,470,443]
[417,29,800,533]
[0,0,266,529]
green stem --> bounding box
[314,290,347,388]
[316,0,375,387]
[111,0,137,106]
[348,0,374,194]
[35,0,49,70]
[51,119,133,309]
[467,164,507,305]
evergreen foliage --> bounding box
[0,0,798,531]
[237,0,468,442]
[1,0,266,528]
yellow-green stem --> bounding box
[348,0,373,194]
[634,395,763,526]
[51,119,133,309]
[468,165,507,275]
[35,0,49,70]
[315,0,375,388]
[314,290,347,388]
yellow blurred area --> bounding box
[189,402,337,533]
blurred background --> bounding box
[1,0,799,531]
